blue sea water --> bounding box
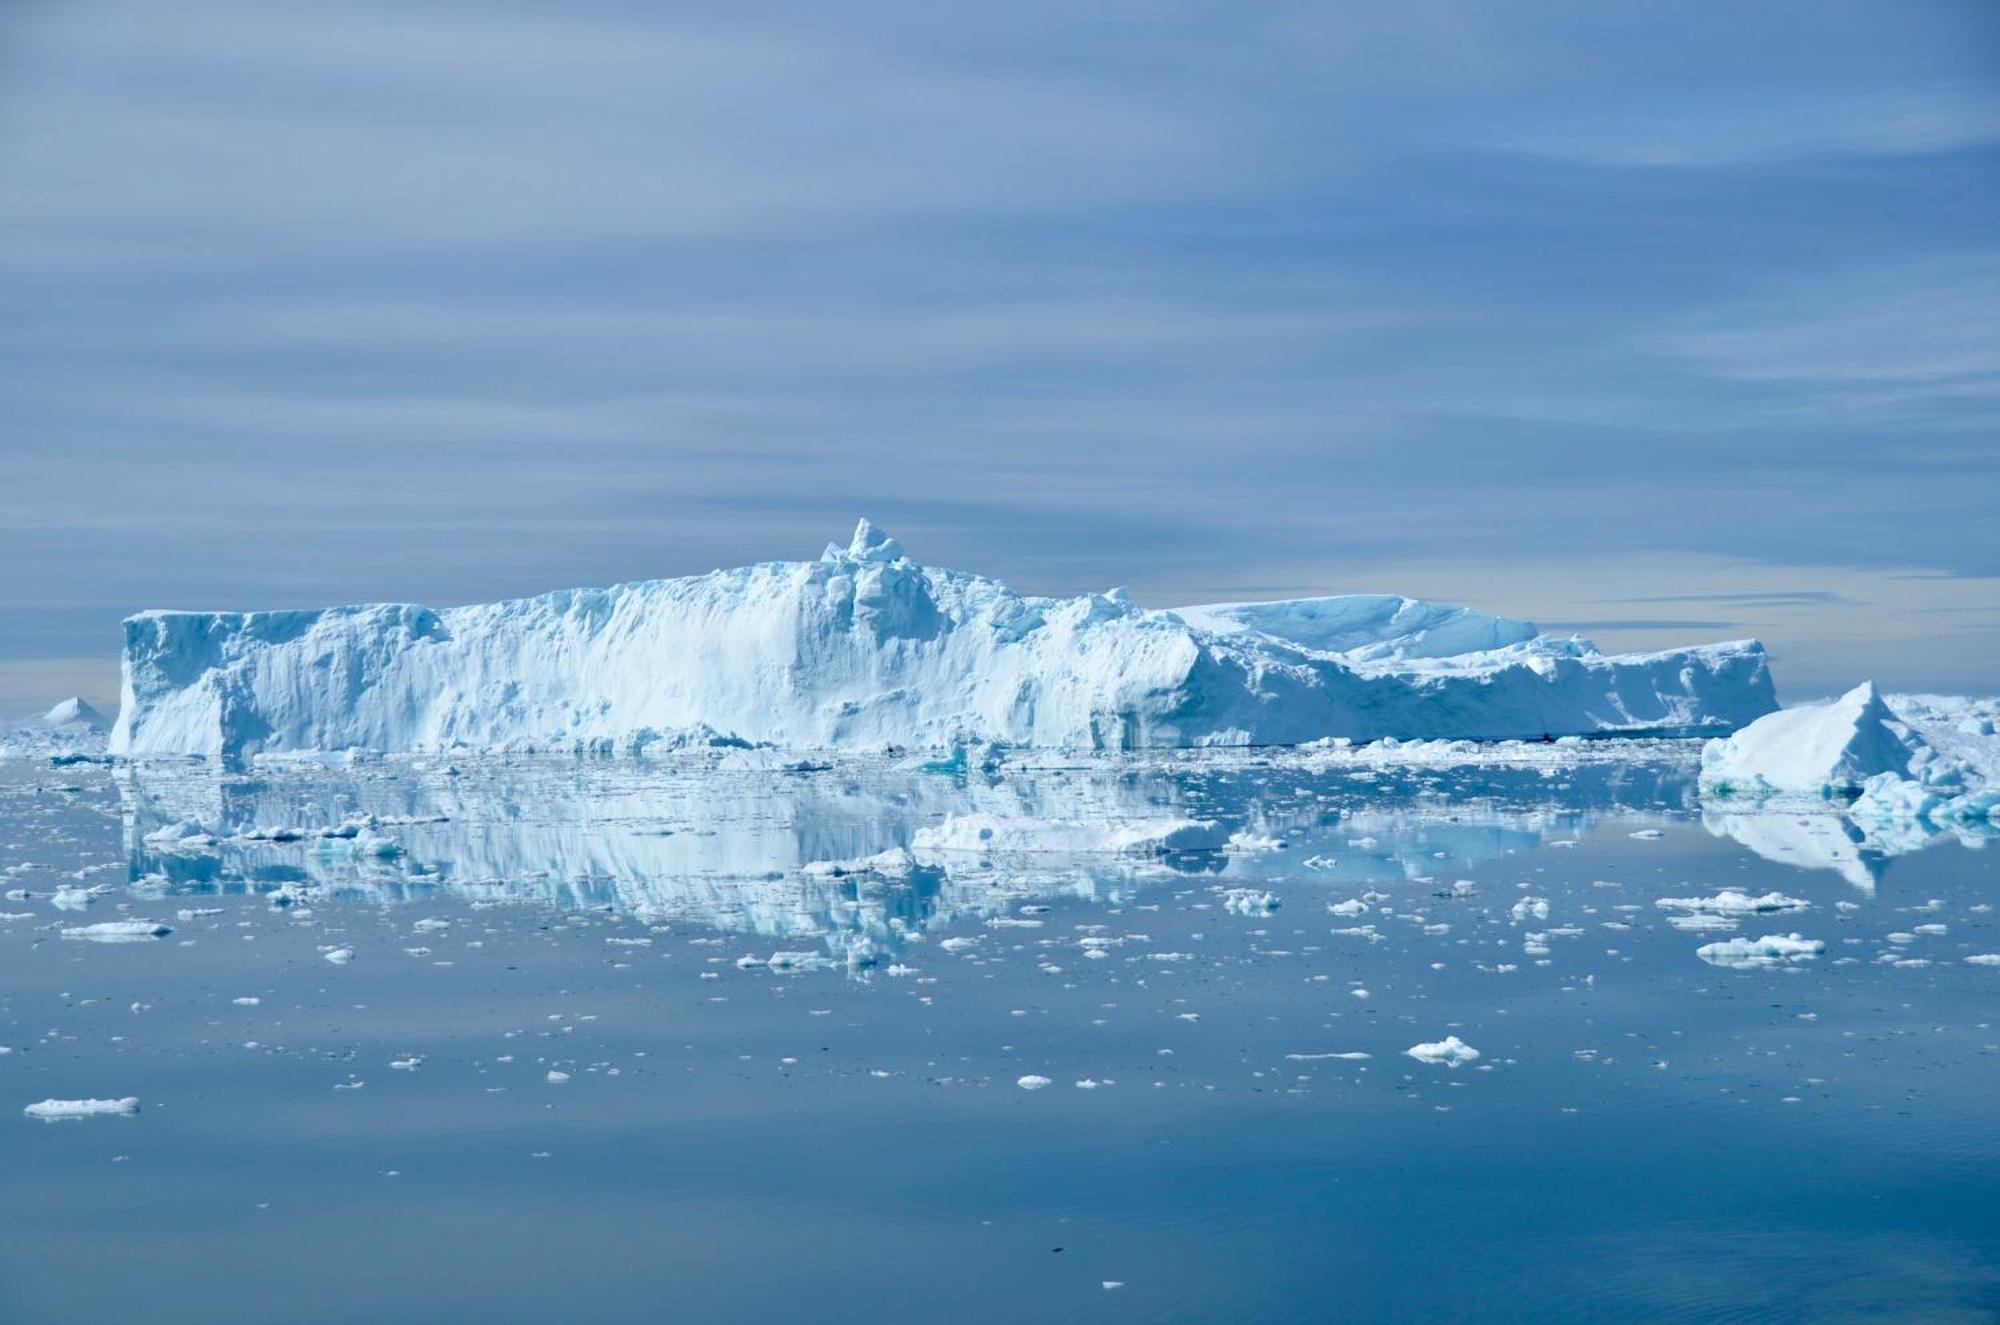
[2,748,1996,1324]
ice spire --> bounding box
[824,517,906,564]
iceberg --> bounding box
[111,520,1776,761]
[42,696,108,731]
[1701,683,1999,827]
[0,695,111,758]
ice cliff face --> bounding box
[113,519,1776,761]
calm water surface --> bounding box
[2,748,1996,1324]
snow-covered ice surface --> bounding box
[4,744,1999,1323]
[110,520,1775,761]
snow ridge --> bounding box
[113,520,1776,761]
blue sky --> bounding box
[2,0,1996,708]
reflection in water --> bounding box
[1702,805,1994,889]
[118,745,1996,962]
[8,747,1996,1325]
[119,748,1701,961]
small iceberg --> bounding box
[60,920,171,943]
[24,1097,139,1120]
[1406,1035,1481,1066]
[1695,933,1825,970]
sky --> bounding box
[2,0,1997,711]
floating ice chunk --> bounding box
[24,1097,138,1120]
[1221,888,1279,915]
[142,820,217,852]
[1406,1036,1480,1066]
[1965,954,2000,966]
[914,815,1227,856]
[61,920,171,943]
[322,947,355,964]
[802,847,918,878]
[546,1071,571,1084]
[1510,897,1550,923]
[1695,933,1825,969]
[1655,889,1808,916]
[1225,831,1286,853]
[1016,1075,1053,1090]
[1664,912,1741,932]
[765,951,833,972]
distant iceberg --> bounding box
[112,519,1775,761]
[0,694,111,758]
[43,696,108,731]
[1701,682,1999,829]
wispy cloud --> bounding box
[1500,86,2000,168]
[0,0,1995,698]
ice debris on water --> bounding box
[24,1097,139,1120]
[1695,933,1825,969]
[1406,1036,1480,1066]
[61,920,171,942]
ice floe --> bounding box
[1695,933,1826,970]
[23,1097,139,1120]
[1406,1035,1481,1065]
[60,920,171,942]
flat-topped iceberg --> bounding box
[112,520,1775,761]
[1701,683,1999,828]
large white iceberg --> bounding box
[1701,683,1999,827]
[111,520,1775,761]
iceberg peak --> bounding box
[1700,679,1918,798]
[824,517,906,565]
[42,696,107,731]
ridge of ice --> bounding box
[111,519,1777,761]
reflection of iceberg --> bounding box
[1702,811,1891,891]
[1703,803,1994,890]
[118,748,1704,961]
